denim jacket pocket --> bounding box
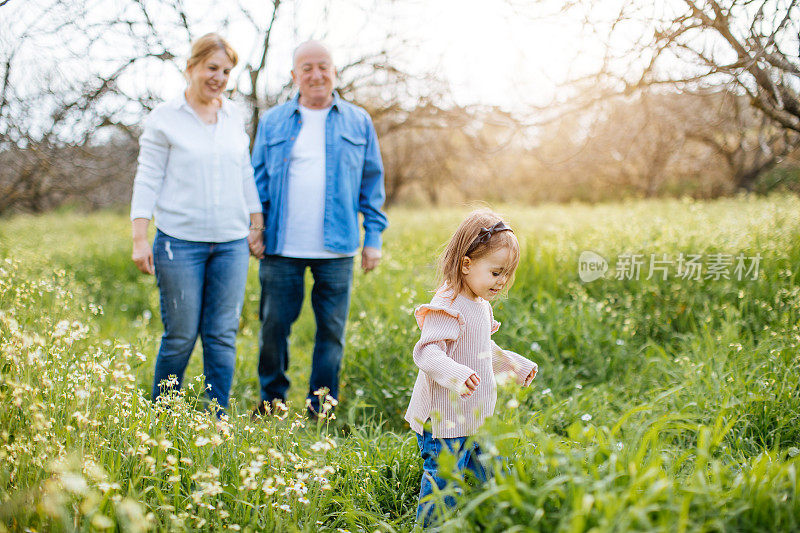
[340,132,366,171]
[340,132,366,146]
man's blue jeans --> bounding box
[257,255,354,413]
[416,430,489,527]
[151,230,249,411]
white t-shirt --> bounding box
[281,105,351,258]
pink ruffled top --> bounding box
[404,287,537,438]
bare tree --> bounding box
[1,0,430,214]
[529,91,684,200]
[513,0,800,192]
[239,0,282,147]
[0,0,188,214]
[684,90,798,190]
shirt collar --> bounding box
[171,91,233,116]
[290,91,341,113]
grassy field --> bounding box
[2,195,800,532]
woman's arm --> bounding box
[130,113,168,275]
[131,218,154,274]
[242,132,265,258]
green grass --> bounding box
[1,195,800,531]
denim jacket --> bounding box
[251,92,388,255]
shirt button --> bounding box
[290,136,295,140]
[283,158,287,162]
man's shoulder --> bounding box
[259,100,296,125]
[335,98,372,123]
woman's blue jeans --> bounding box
[151,230,249,411]
[416,430,489,527]
[257,255,353,413]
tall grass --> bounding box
[1,195,800,531]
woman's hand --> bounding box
[131,218,154,275]
[461,373,481,397]
[132,237,154,275]
[248,213,265,259]
[248,228,265,259]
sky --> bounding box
[228,0,620,109]
[2,0,623,111]
[0,0,660,147]
[8,0,789,117]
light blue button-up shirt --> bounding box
[251,92,388,255]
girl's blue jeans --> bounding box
[151,230,249,411]
[416,430,489,527]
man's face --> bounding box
[291,44,336,107]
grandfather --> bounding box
[251,40,387,417]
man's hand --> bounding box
[248,228,265,259]
[523,364,538,387]
[461,373,481,397]
[361,246,381,273]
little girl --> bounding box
[404,210,538,526]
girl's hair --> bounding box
[186,33,238,71]
[437,210,520,298]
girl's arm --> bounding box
[491,341,537,386]
[413,310,478,395]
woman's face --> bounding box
[186,49,234,103]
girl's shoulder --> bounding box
[432,285,457,303]
[413,287,464,330]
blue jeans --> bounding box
[416,430,489,527]
[257,255,354,413]
[151,230,249,411]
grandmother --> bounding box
[130,33,264,413]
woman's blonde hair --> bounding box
[437,210,520,299]
[186,33,238,72]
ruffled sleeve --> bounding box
[415,303,466,331]
[412,300,476,394]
